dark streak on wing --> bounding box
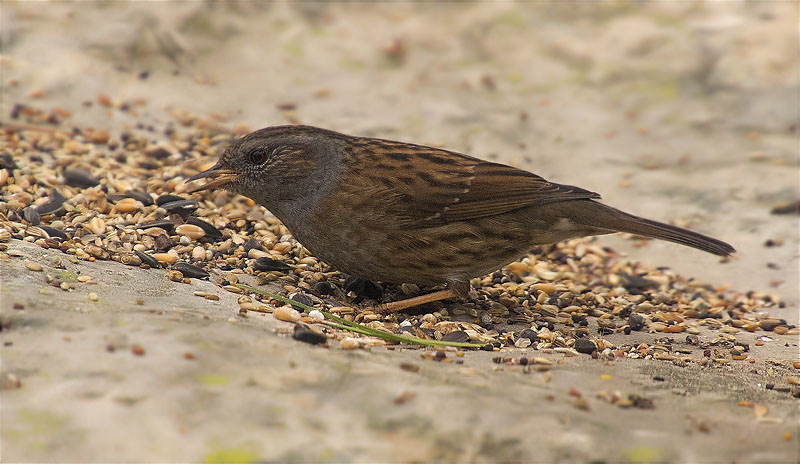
[346,134,601,228]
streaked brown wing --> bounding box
[345,137,600,228]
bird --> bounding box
[186,125,735,312]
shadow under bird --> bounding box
[187,125,734,312]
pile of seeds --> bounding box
[1,101,797,370]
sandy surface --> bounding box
[2,2,799,463]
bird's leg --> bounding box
[378,289,458,313]
[377,280,469,314]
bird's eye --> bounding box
[247,149,270,165]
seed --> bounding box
[193,291,219,301]
[26,261,43,271]
[114,198,140,213]
[85,217,106,235]
[274,305,301,322]
[153,253,178,265]
[186,217,223,239]
[172,262,209,279]
[131,345,146,356]
[77,275,92,282]
[191,246,205,261]
[176,224,205,240]
[340,338,361,350]
[119,253,142,266]
[0,229,10,242]
[88,292,99,301]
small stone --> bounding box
[574,338,597,354]
[88,292,99,301]
[308,309,325,321]
[274,305,301,322]
[168,270,184,282]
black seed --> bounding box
[136,220,176,233]
[160,199,198,217]
[441,330,469,343]
[519,357,529,366]
[64,168,99,188]
[292,325,327,345]
[172,262,209,279]
[40,225,68,240]
[290,293,314,308]
[628,313,646,331]
[620,273,657,290]
[314,281,334,295]
[155,194,187,207]
[135,251,161,268]
[23,206,40,225]
[186,217,223,239]
[519,328,538,342]
[254,257,291,272]
[481,344,494,351]
[574,338,597,354]
[125,190,154,206]
[242,238,262,251]
[34,190,66,215]
[146,147,171,159]
[653,376,665,382]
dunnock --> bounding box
[187,125,734,312]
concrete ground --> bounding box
[2,2,798,463]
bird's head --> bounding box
[186,125,341,206]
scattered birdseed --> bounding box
[2,104,795,373]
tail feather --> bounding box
[567,201,735,257]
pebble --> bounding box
[88,292,99,301]
[308,309,325,321]
[274,305,301,322]
[168,270,184,282]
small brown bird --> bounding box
[187,125,734,312]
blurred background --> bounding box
[3,1,796,301]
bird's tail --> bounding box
[564,200,735,257]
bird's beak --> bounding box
[184,162,238,193]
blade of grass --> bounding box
[236,283,484,349]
